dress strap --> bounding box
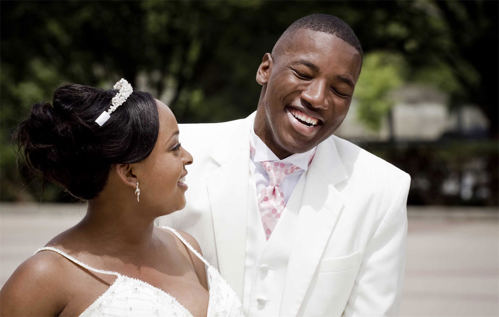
[162,226,211,268]
[36,246,120,277]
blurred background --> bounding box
[1,0,498,204]
[1,0,498,315]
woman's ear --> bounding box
[256,53,273,86]
[115,163,137,188]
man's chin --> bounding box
[276,137,317,157]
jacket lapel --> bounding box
[206,115,254,298]
[281,137,348,316]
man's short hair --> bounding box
[283,13,363,57]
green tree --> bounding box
[354,52,406,136]
[1,0,496,201]
[352,0,498,137]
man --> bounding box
[161,13,410,316]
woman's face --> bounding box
[134,100,193,214]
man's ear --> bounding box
[115,163,137,188]
[256,53,273,86]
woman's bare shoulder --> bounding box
[157,226,203,254]
[157,227,208,289]
[0,250,70,316]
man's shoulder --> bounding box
[328,136,411,213]
[330,135,410,183]
[180,117,247,133]
[179,118,246,141]
[178,117,249,159]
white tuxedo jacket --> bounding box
[160,114,410,316]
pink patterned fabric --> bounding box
[258,161,301,240]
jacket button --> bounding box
[259,264,269,278]
[256,298,267,310]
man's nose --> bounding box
[301,79,328,110]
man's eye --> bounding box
[292,69,312,80]
[330,87,350,98]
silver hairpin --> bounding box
[95,78,133,126]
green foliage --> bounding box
[0,0,496,202]
[412,62,461,95]
[354,52,406,131]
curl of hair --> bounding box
[15,83,159,200]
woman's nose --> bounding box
[183,147,193,165]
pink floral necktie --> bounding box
[258,161,301,240]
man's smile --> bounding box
[285,106,324,138]
[288,107,321,127]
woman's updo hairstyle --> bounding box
[15,82,159,200]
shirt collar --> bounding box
[249,126,315,171]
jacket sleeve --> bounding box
[343,173,411,316]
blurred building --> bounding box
[337,85,496,206]
[337,85,489,142]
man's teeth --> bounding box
[291,110,319,126]
[179,176,186,183]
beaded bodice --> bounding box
[36,227,244,317]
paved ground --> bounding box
[402,207,498,316]
[1,203,498,316]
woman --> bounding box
[0,79,243,317]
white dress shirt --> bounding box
[249,127,315,204]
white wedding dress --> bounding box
[36,227,244,317]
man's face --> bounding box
[254,28,362,159]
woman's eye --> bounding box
[171,143,181,151]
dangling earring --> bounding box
[135,181,140,202]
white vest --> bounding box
[243,172,307,316]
